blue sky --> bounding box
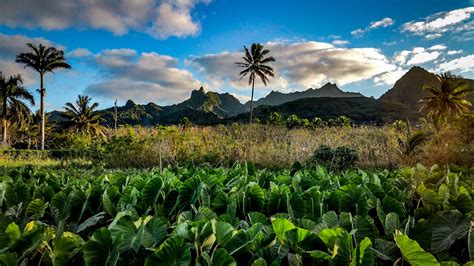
[0,0,473,111]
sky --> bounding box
[0,0,473,111]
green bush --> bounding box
[312,144,359,170]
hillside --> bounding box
[246,82,363,108]
[165,87,246,117]
[380,66,474,111]
[232,97,419,124]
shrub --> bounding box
[334,146,359,169]
[311,144,359,170]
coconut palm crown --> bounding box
[16,43,71,150]
[0,73,35,148]
[62,95,105,138]
[235,43,275,123]
[419,73,472,120]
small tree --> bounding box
[62,95,105,138]
[0,73,35,148]
[269,112,283,125]
[286,114,301,129]
[419,73,472,124]
[235,43,275,123]
[16,43,71,150]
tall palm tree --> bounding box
[235,43,275,123]
[16,43,71,150]
[419,73,472,121]
[62,95,105,138]
[0,73,35,148]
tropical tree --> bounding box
[16,43,71,150]
[62,95,105,138]
[0,73,35,148]
[235,43,275,123]
[419,73,472,121]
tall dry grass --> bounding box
[102,124,402,169]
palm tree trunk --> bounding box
[2,91,7,149]
[249,78,255,124]
[40,74,45,150]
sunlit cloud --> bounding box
[85,49,202,104]
[351,17,395,37]
[402,7,474,39]
[0,0,210,39]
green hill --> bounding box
[232,97,419,124]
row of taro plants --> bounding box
[0,163,472,265]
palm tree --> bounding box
[419,73,472,121]
[0,73,35,148]
[62,95,105,138]
[16,43,71,150]
[235,43,275,123]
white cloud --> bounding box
[332,40,349,46]
[351,29,365,36]
[0,0,209,39]
[351,17,395,36]
[438,55,474,73]
[428,44,447,51]
[407,51,440,65]
[402,7,474,39]
[68,48,92,57]
[85,49,202,104]
[393,47,441,65]
[187,41,398,90]
[147,1,201,39]
[374,68,406,85]
[447,50,463,55]
[369,17,395,29]
[0,33,63,85]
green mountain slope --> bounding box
[380,66,474,112]
[232,97,419,124]
[245,82,363,108]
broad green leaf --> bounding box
[0,253,17,266]
[142,217,167,248]
[83,228,120,266]
[338,184,368,217]
[309,250,332,260]
[212,248,236,266]
[109,215,144,253]
[357,237,374,266]
[50,232,84,266]
[145,236,191,266]
[248,212,269,225]
[8,221,46,260]
[469,221,474,261]
[212,220,234,246]
[394,231,439,266]
[142,177,163,207]
[5,222,21,246]
[384,212,400,235]
[75,212,105,233]
[271,218,296,243]
[251,258,267,266]
[317,227,344,248]
[330,230,355,265]
[431,210,471,253]
[245,183,265,213]
[26,198,47,220]
[5,180,30,208]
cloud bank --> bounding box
[0,0,209,39]
[85,49,202,104]
[402,7,474,39]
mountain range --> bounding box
[49,66,474,126]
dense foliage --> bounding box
[0,164,472,265]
